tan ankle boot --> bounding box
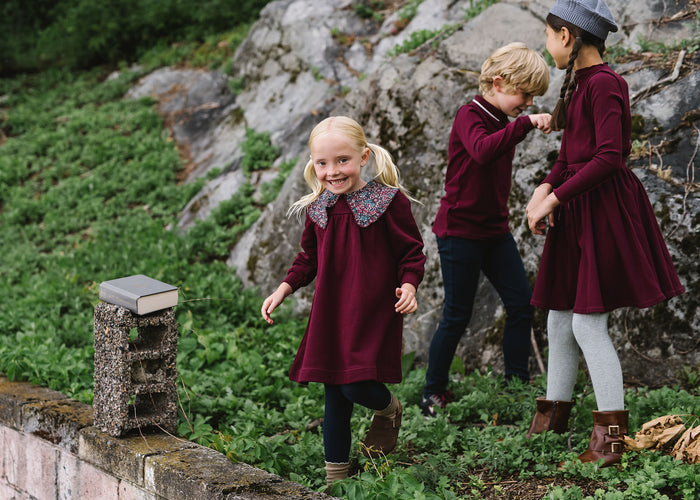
[577,410,628,467]
[361,396,402,458]
[527,398,574,439]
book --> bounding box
[99,274,178,315]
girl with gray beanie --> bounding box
[525,0,684,467]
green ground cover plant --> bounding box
[354,1,386,23]
[0,31,698,500]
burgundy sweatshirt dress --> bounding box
[284,181,426,385]
[531,64,684,313]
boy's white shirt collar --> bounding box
[473,98,501,123]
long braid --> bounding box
[551,37,582,131]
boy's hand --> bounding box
[395,283,418,314]
[530,113,552,134]
[261,282,293,324]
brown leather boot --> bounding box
[577,410,628,467]
[361,399,402,458]
[526,398,574,439]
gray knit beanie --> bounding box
[549,0,618,40]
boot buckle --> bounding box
[610,442,623,453]
[608,425,620,436]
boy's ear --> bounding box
[492,75,505,93]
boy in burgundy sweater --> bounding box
[421,42,551,417]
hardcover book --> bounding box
[99,274,178,315]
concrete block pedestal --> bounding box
[93,303,178,437]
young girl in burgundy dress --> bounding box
[261,116,426,486]
[525,0,684,467]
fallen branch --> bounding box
[624,308,657,362]
[631,49,686,105]
[530,328,546,375]
[665,122,698,239]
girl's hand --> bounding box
[395,283,418,314]
[527,190,559,235]
[529,113,552,134]
[261,282,293,324]
[526,184,553,235]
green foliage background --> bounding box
[0,0,270,74]
[0,1,699,498]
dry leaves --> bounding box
[672,425,700,464]
[623,414,699,463]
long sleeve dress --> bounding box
[531,64,684,313]
[283,181,426,385]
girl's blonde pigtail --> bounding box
[287,158,323,218]
[368,143,420,204]
[368,143,400,189]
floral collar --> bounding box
[308,181,399,229]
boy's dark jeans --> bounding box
[424,234,532,396]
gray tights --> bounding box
[545,309,624,411]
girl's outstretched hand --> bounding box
[261,282,293,324]
[395,283,418,314]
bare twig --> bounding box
[530,328,546,375]
[676,337,700,355]
[620,6,699,30]
[132,345,191,449]
[179,297,235,303]
[665,122,698,239]
[631,49,686,105]
[623,308,657,362]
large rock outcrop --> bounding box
[127,0,699,386]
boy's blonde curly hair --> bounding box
[479,42,549,97]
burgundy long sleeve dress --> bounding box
[531,64,684,313]
[284,181,426,385]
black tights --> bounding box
[323,381,391,462]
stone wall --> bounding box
[0,377,330,500]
